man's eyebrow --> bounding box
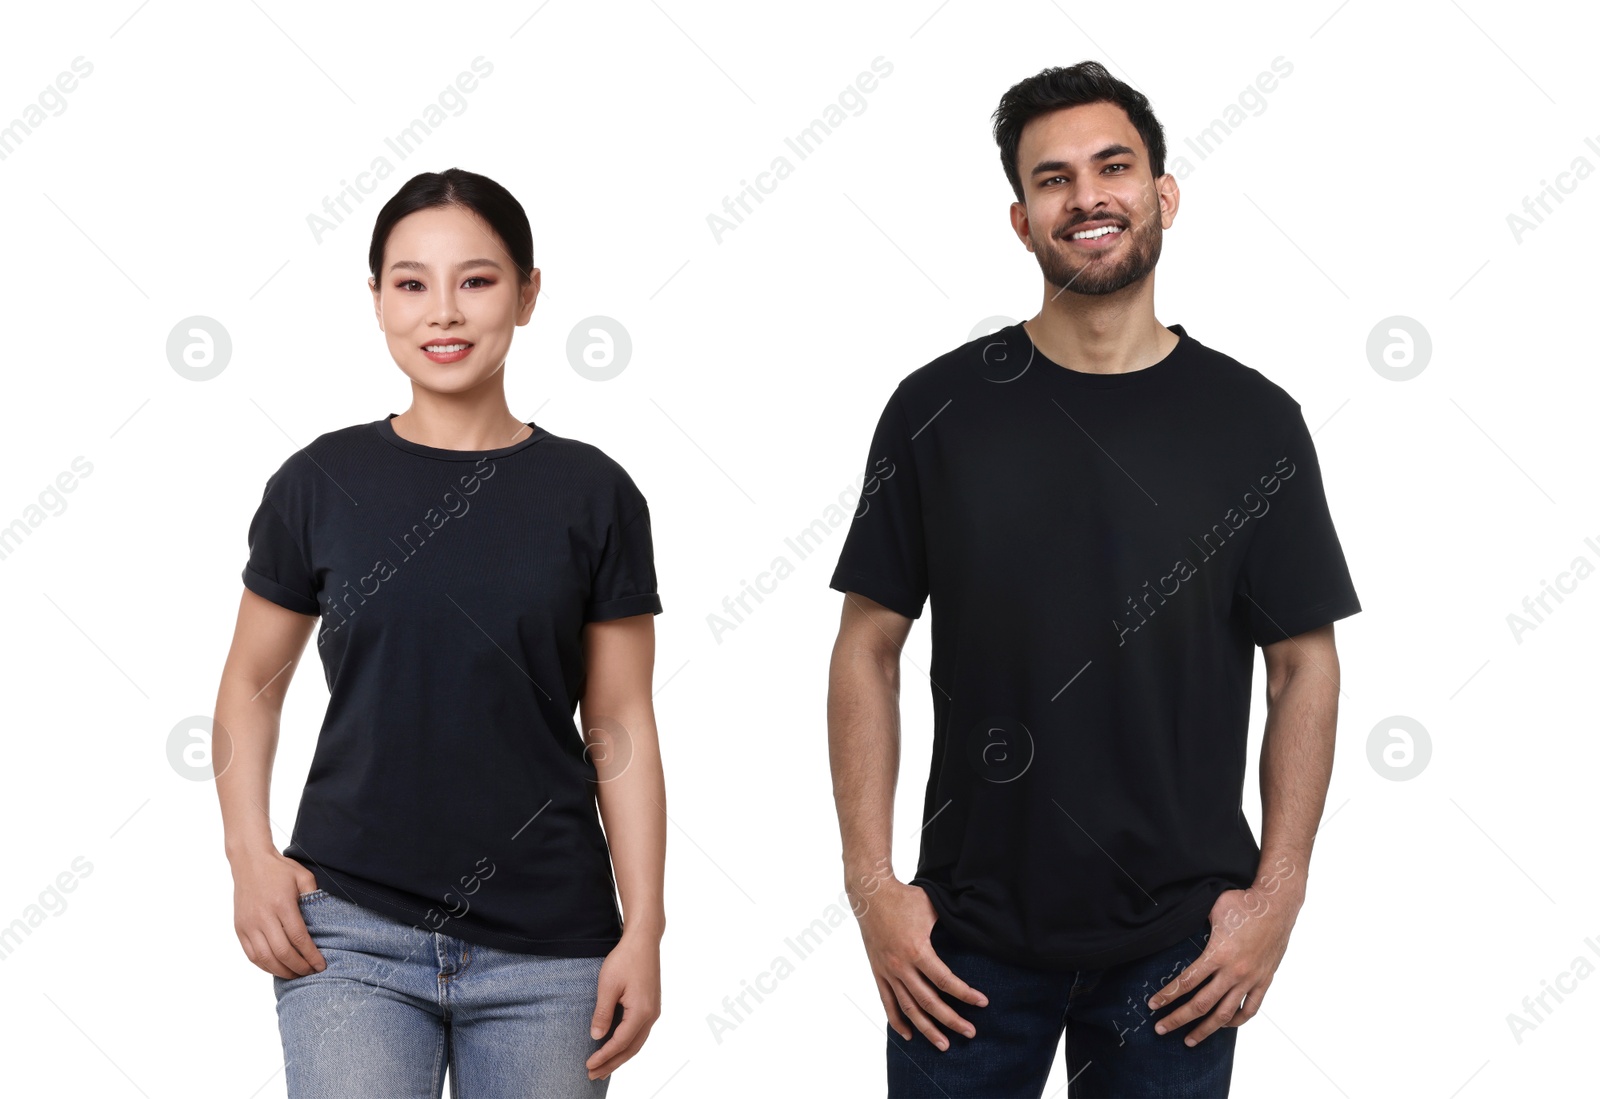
[1030,144,1139,175]
[386,257,506,274]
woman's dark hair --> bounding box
[991,62,1167,204]
[367,167,534,287]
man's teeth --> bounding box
[1070,225,1123,240]
[427,344,469,352]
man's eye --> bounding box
[1106,164,1128,172]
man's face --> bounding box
[1011,101,1177,297]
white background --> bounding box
[1,1,1595,1095]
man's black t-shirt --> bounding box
[828,322,1361,971]
[242,413,662,956]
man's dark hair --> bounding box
[991,62,1168,203]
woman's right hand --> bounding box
[231,853,327,979]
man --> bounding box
[826,61,1361,1098]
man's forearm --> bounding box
[1255,659,1340,901]
[827,638,902,895]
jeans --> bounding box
[887,916,1237,1098]
[274,889,614,1098]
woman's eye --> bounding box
[398,279,423,291]
[464,277,492,288]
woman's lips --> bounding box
[421,343,473,363]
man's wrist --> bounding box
[842,854,898,896]
[1253,850,1308,905]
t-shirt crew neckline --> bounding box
[1020,321,1192,388]
[374,413,545,460]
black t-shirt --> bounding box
[242,413,662,956]
[828,322,1361,970]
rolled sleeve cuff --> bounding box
[242,566,321,617]
[585,592,663,623]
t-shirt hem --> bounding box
[295,858,622,958]
[912,876,1231,971]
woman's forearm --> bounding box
[214,648,292,865]
[585,702,667,939]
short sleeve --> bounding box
[242,491,320,617]
[827,386,929,620]
[585,500,663,622]
[1235,404,1361,646]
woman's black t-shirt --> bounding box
[828,322,1362,971]
[242,413,662,956]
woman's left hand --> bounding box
[585,931,662,1081]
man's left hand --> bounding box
[1145,883,1302,1046]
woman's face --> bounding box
[369,204,538,394]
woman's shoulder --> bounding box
[253,419,379,492]
[535,429,649,503]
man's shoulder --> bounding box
[1180,329,1302,414]
[884,324,1027,401]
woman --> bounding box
[211,168,665,1097]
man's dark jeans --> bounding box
[887,917,1237,1097]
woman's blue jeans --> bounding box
[274,889,614,1098]
[887,916,1238,1097]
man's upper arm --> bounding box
[1261,622,1339,703]
[827,386,930,623]
[835,590,913,671]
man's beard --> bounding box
[1033,214,1162,297]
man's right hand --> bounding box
[230,853,327,979]
[856,879,989,1050]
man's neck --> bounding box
[1023,300,1177,376]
